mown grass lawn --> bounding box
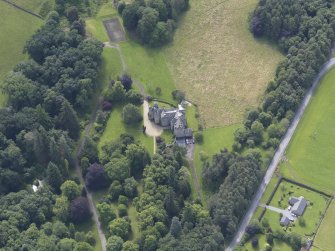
[98,105,154,155]
[0,1,43,106]
[280,68,335,194]
[265,181,329,236]
[194,124,241,202]
[313,200,335,250]
[120,41,176,102]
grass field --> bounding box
[164,0,284,127]
[313,200,335,250]
[9,0,53,14]
[265,181,329,236]
[0,1,43,106]
[280,68,335,194]
[76,218,102,251]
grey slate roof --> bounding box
[289,196,307,216]
[280,216,290,226]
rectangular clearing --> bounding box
[103,18,126,43]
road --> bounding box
[226,57,335,251]
[75,97,107,251]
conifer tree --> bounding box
[57,100,80,140]
[46,161,63,192]
[33,126,50,165]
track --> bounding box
[226,57,335,250]
[75,97,106,251]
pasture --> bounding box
[8,0,54,15]
[280,68,335,194]
[0,1,43,107]
[313,200,335,250]
[241,234,292,251]
[164,0,284,127]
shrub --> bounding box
[171,90,185,102]
[194,132,203,143]
[118,195,129,205]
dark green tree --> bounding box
[57,100,80,140]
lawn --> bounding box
[241,234,292,251]
[98,105,154,155]
[0,1,43,106]
[265,181,329,236]
[120,41,176,102]
[99,48,124,88]
[194,124,241,201]
[280,68,335,194]
[163,0,284,127]
[313,200,335,250]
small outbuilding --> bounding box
[280,216,290,226]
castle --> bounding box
[148,103,193,144]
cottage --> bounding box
[289,196,307,216]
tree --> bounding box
[46,162,63,192]
[57,100,80,140]
[122,104,142,124]
[105,81,126,103]
[120,74,133,91]
[58,238,77,251]
[74,242,93,251]
[70,197,92,224]
[122,3,140,30]
[149,0,168,21]
[105,157,130,182]
[106,235,123,251]
[126,144,150,174]
[97,202,116,226]
[66,6,79,23]
[144,235,158,251]
[53,196,70,222]
[137,8,159,43]
[108,181,124,201]
[126,90,143,105]
[80,137,98,163]
[85,163,109,190]
[122,241,139,251]
[61,180,81,201]
[169,217,181,238]
[109,218,131,240]
[123,177,138,198]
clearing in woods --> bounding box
[0,1,43,106]
[164,0,284,127]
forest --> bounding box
[1,0,335,250]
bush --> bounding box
[126,90,143,105]
[171,90,185,102]
[194,132,203,144]
[122,104,142,124]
